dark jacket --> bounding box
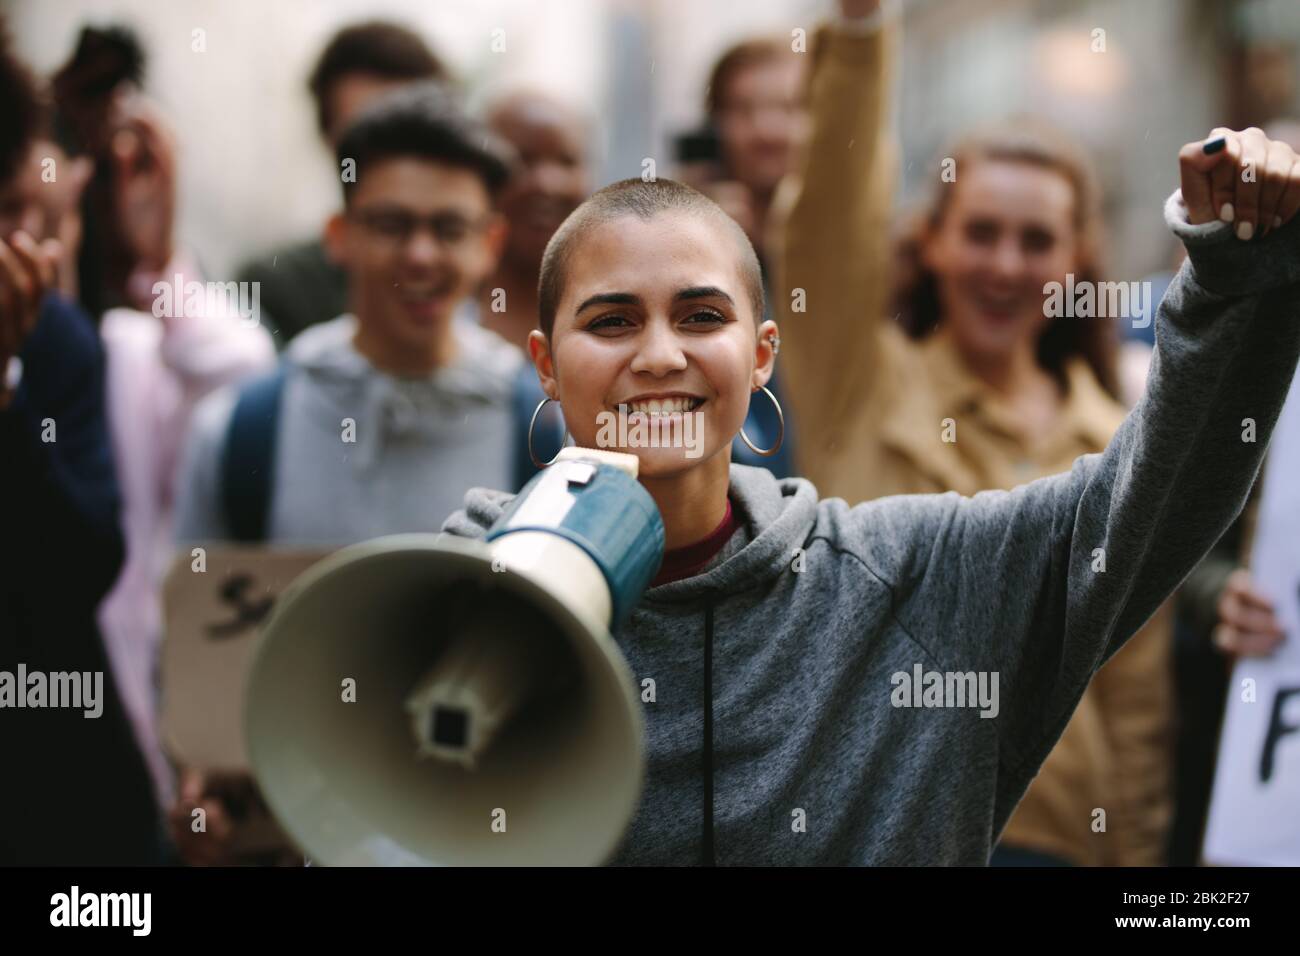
[1,295,162,864]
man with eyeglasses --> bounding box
[173,82,520,552]
[167,83,522,864]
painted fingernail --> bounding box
[1237,221,1254,241]
[1203,136,1228,155]
[1220,203,1235,222]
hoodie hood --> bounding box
[284,313,521,402]
[440,463,820,605]
[282,313,522,474]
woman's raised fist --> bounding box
[1180,127,1300,239]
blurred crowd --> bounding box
[0,0,1289,866]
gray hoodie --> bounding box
[441,192,1300,865]
[175,313,521,546]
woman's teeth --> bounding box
[624,397,702,415]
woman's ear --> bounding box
[528,329,560,400]
[753,319,779,389]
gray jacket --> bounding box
[441,193,1300,865]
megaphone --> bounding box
[244,448,663,865]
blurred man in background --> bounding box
[472,90,593,487]
[170,84,521,863]
[175,83,519,548]
[477,90,591,352]
[685,32,808,267]
[236,20,450,346]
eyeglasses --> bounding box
[349,208,493,250]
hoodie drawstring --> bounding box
[702,600,716,866]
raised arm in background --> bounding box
[775,0,899,490]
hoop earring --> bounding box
[738,385,784,458]
[528,397,571,468]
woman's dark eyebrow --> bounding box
[676,286,734,304]
[575,292,641,314]
[573,286,733,314]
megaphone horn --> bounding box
[245,449,663,865]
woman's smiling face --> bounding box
[531,210,776,478]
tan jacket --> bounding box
[777,19,1172,865]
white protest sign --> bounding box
[1203,370,1300,865]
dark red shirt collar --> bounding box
[650,498,739,587]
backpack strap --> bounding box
[220,365,289,542]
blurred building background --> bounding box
[8,0,1300,281]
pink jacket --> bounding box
[98,260,274,809]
